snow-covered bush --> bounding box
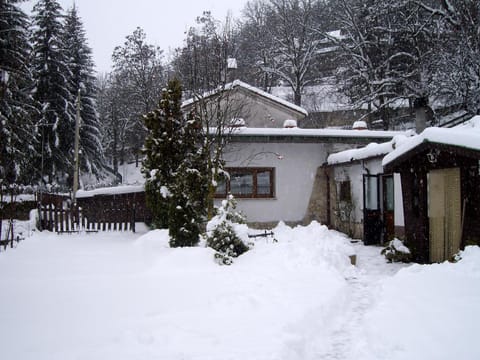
[381,238,411,263]
[206,195,249,265]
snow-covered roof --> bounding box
[383,116,480,167]
[228,126,405,141]
[182,79,308,116]
[76,185,144,198]
[327,134,412,165]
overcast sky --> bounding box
[21,0,249,73]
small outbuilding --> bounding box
[383,118,480,263]
[323,135,410,243]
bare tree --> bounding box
[331,0,435,129]
[239,0,325,106]
[111,27,165,163]
[171,11,238,96]
[97,72,138,174]
[418,0,480,114]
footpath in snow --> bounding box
[278,238,407,360]
[0,222,479,360]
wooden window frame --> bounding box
[215,167,275,199]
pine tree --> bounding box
[31,0,74,188]
[62,5,104,176]
[143,78,209,246]
[168,111,209,247]
[0,0,37,188]
[142,79,185,229]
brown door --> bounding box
[363,174,382,245]
[428,168,462,263]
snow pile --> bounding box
[360,246,480,360]
[0,222,354,360]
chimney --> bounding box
[352,120,367,130]
[226,57,237,83]
[283,119,298,128]
[414,96,428,133]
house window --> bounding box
[215,168,275,198]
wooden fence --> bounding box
[38,191,152,233]
[39,203,137,233]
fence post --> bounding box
[37,202,43,231]
[131,207,136,233]
[9,220,14,248]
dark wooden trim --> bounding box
[385,142,480,173]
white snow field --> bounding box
[0,222,479,360]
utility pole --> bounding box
[72,90,81,205]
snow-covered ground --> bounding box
[0,222,479,360]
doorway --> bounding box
[363,174,395,245]
[428,168,461,263]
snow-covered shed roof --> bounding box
[227,127,406,145]
[76,185,144,198]
[382,116,480,167]
[181,79,308,117]
[327,134,412,165]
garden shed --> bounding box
[383,120,480,263]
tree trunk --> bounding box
[294,88,302,106]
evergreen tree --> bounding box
[143,79,209,246]
[31,0,74,188]
[142,79,185,229]
[62,5,104,176]
[0,0,37,188]
[168,111,209,247]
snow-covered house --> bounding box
[383,117,480,263]
[181,80,308,128]
[217,126,404,227]
[322,135,410,241]
[181,80,408,227]
[86,80,406,230]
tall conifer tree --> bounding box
[0,0,37,188]
[31,0,74,188]
[143,79,208,246]
[142,79,185,229]
[63,5,104,176]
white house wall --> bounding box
[333,163,364,223]
[221,142,327,223]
